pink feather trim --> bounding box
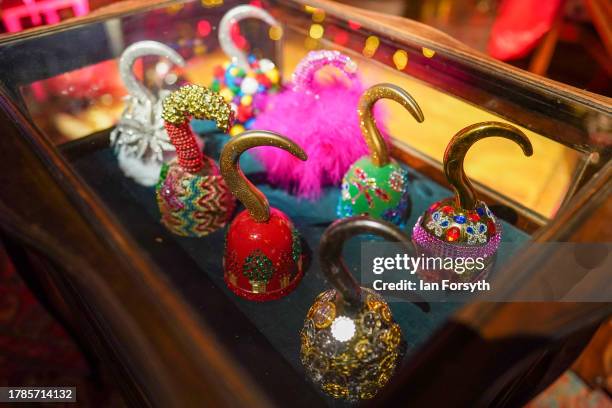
[252,67,388,200]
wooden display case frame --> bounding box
[0,0,610,406]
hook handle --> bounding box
[319,216,412,306]
[444,121,533,210]
[359,83,424,167]
[162,85,234,173]
[291,50,358,93]
[218,5,283,71]
[119,41,185,103]
[220,130,307,222]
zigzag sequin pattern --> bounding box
[156,161,235,237]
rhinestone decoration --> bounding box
[388,169,405,192]
[348,167,390,206]
[242,250,275,284]
[312,302,336,329]
[422,197,498,245]
[300,289,404,401]
[445,226,460,242]
[413,214,502,260]
[414,121,530,277]
[337,158,410,227]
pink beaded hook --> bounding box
[291,50,359,94]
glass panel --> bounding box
[10,1,595,219]
[21,59,126,143]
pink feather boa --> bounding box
[252,55,388,200]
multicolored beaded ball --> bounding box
[220,131,307,301]
[337,83,424,226]
[412,121,533,280]
[300,216,409,401]
[213,5,282,136]
[110,41,185,186]
[156,84,236,237]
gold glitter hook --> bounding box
[220,130,307,222]
[444,121,533,210]
[359,83,424,167]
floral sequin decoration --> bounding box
[337,158,410,227]
[349,167,390,208]
[426,210,451,237]
[466,222,488,244]
[421,197,497,245]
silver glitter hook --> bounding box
[119,40,185,104]
[218,5,283,71]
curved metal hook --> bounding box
[359,83,424,167]
[319,216,412,307]
[218,5,283,71]
[220,130,307,222]
[119,41,185,103]
[444,121,533,210]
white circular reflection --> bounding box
[331,316,356,342]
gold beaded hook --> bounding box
[220,130,307,222]
[444,121,533,210]
[162,84,234,130]
[359,83,424,167]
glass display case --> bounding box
[0,0,610,406]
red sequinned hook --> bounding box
[162,84,234,173]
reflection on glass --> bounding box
[13,1,591,219]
